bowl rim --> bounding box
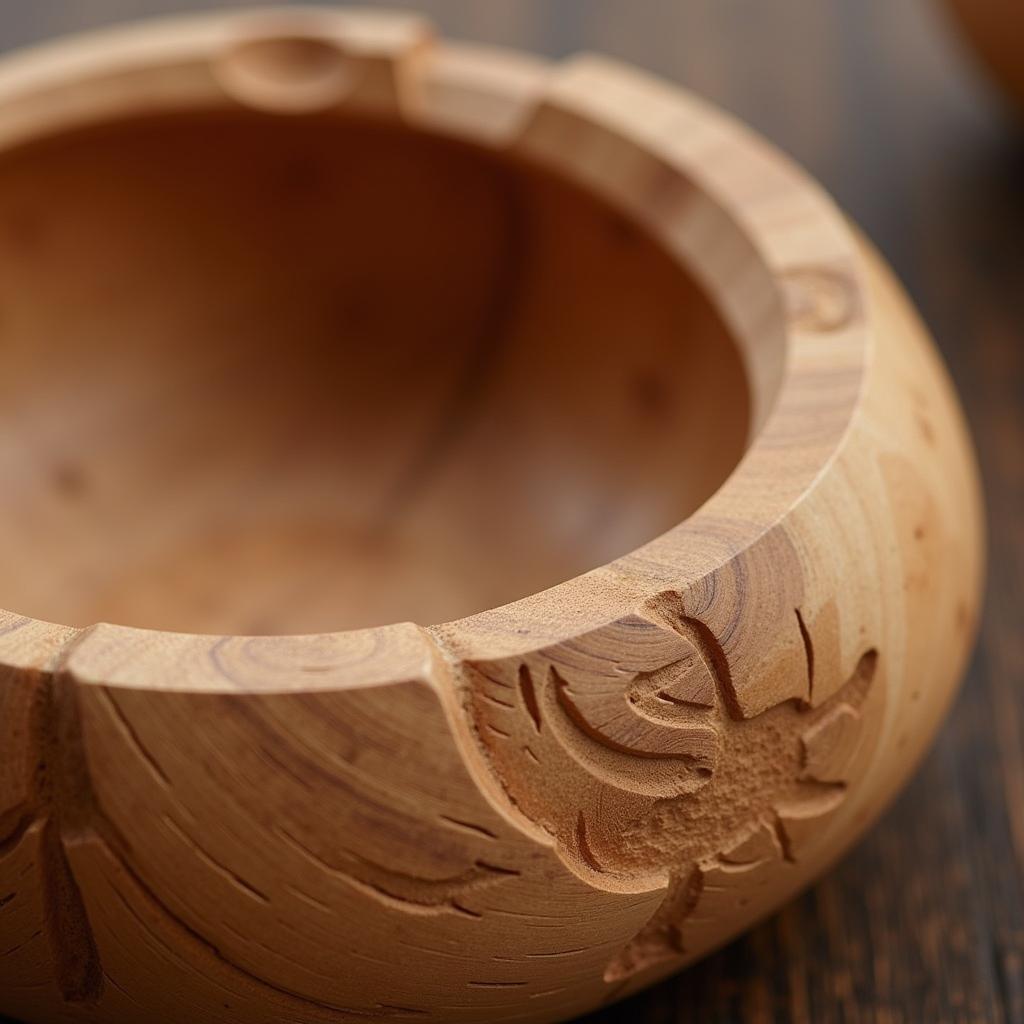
[0,7,871,693]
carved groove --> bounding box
[24,628,105,1005]
[439,815,498,840]
[38,817,103,1003]
[277,826,520,917]
[518,665,542,733]
[95,687,171,788]
[770,810,796,863]
[795,607,814,703]
[2,929,42,958]
[574,813,604,874]
[678,615,743,721]
[480,691,516,710]
[654,687,709,708]
[552,666,714,767]
[0,808,33,857]
[604,866,703,982]
[285,884,333,913]
[99,819,418,1019]
[160,815,270,904]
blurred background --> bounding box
[1,2,1020,1022]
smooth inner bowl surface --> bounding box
[0,110,749,634]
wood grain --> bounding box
[0,3,1015,1023]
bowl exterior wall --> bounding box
[0,11,984,1024]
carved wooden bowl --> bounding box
[0,9,984,1024]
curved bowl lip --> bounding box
[0,7,871,686]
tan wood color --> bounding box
[0,9,984,1024]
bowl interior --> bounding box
[0,109,749,634]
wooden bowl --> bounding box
[0,9,984,1024]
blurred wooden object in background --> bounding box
[947,0,1024,113]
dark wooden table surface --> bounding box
[2,2,1021,1022]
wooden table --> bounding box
[2,3,1020,1022]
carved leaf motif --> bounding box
[553,661,719,768]
[800,703,863,783]
[462,607,882,985]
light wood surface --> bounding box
[0,9,984,1024]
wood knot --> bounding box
[780,266,857,333]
